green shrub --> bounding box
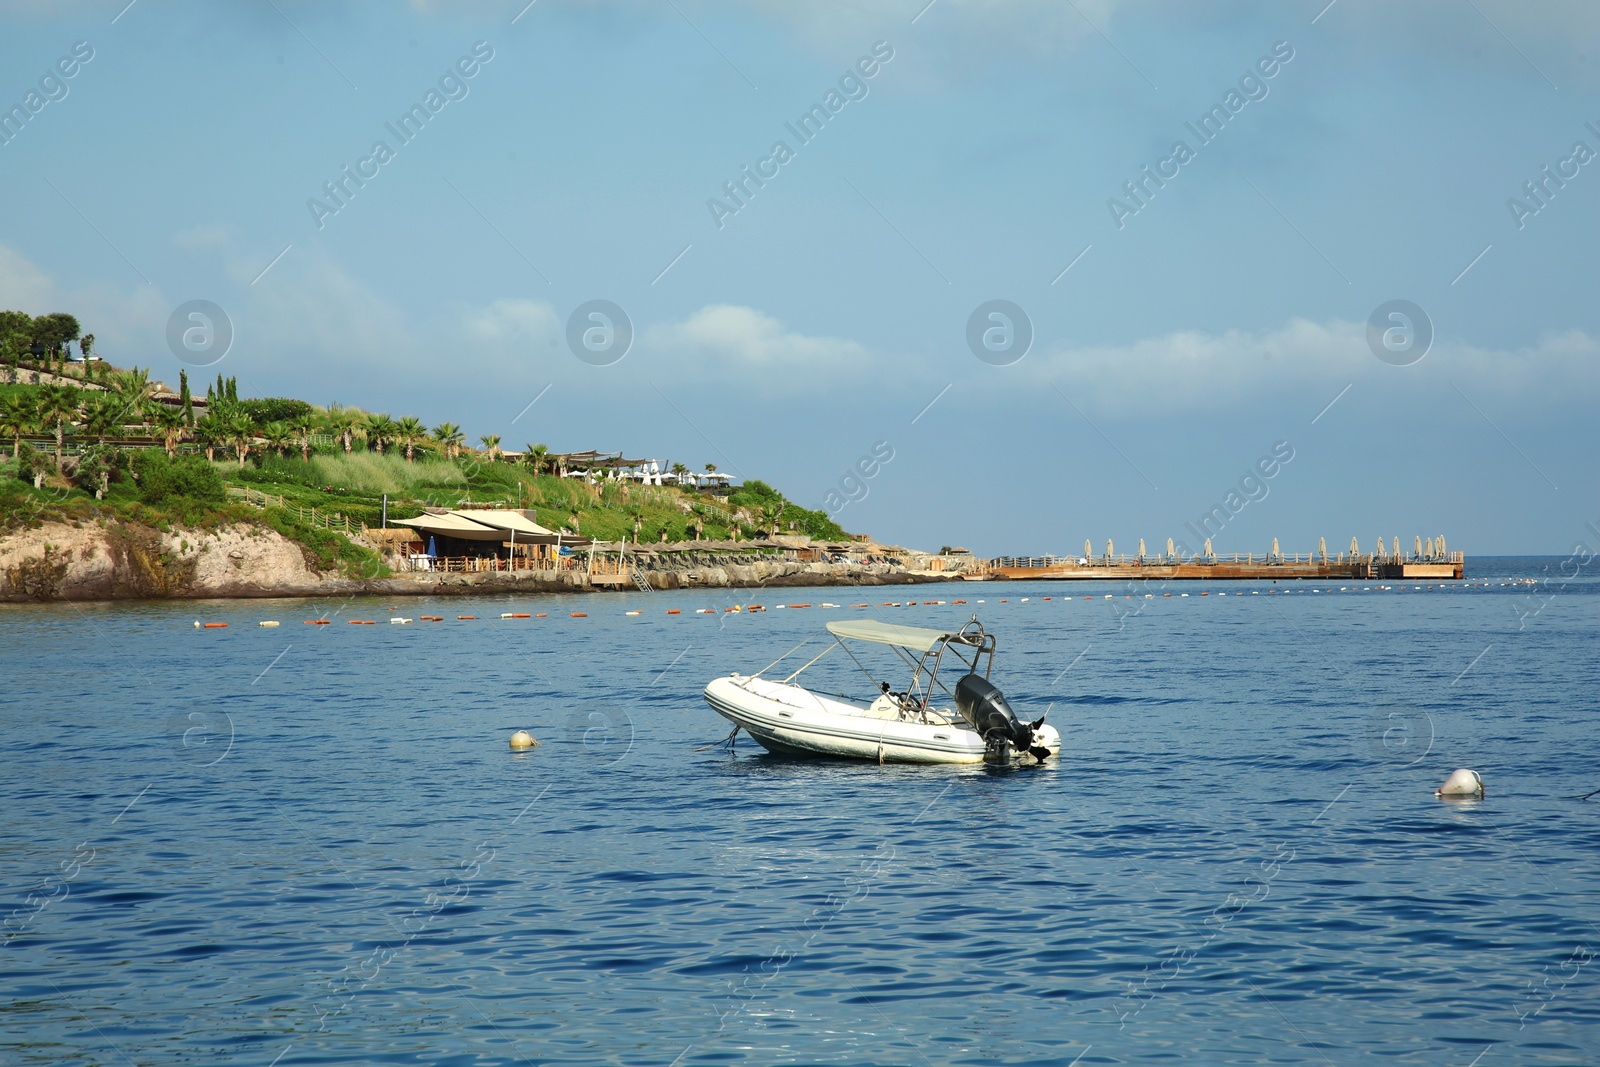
[234,454,322,488]
[138,450,225,506]
[237,397,313,426]
[309,452,466,495]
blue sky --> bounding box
[2,0,1596,554]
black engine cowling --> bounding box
[954,673,1050,763]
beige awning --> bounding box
[452,509,557,538]
[825,619,976,654]
[392,512,507,541]
[395,509,594,546]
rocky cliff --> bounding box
[0,519,347,601]
[1,521,947,601]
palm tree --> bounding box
[326,406,365,454]
[479,433,502,461]
[146,403,188,458]
[366,414,397,455]
[79,392,125,444]
[261,420,294,458]
[397,416,426,463]
[114,366,152,406]
[527,442,549,475]
[194,412,225,463]
[76,443,114,500]
[292,413,315,462]
[226,411,256,467]
[433,422,464,460]
[35,385,80,471]
[0,393,36,458]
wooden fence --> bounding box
[226,486,370,541]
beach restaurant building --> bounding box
[391,508,588,568]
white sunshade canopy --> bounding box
[825,619,975,654]
[451,509,556,538]
[393,512,508,541]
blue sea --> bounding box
[3,557,1598,1066]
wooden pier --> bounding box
[981,550,1464,583]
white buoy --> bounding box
[509,729,538,750]
[193,620,201,629]
[1436,768,1484,798]
[260,621,280,628]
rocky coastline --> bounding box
[0,519,954,602]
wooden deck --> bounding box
[988,554,1464,582]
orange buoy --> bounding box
[953,600,967,605]
[202,622,228,629]
[535,612,548,618]
[347,619,364,625]
[305,619,331,625]
[570,612,587,618]
[457,615,476,620]
[789,603,811,609]
[667,609,681,614]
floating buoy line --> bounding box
[186,579,1521,631]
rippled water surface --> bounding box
[4,558,1599,1065]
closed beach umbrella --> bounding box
[427,536,437,558]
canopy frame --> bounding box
[799,615,995,713]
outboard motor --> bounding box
[954,673,1052,764]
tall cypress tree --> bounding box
[179,369,192,425]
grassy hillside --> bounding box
[1,351,852,561]
[232,451,848,544]
[0,451,385,578]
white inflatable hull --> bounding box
[703,675,1059,765]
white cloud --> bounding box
[0,243,59,310]
[461,297,561,349]
[246,250,419,374]
[646,304,870,371]
[0,242,166,360]
[171,226,235,252]
[1019,317,1600,415]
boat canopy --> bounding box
[825,619,980,654]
